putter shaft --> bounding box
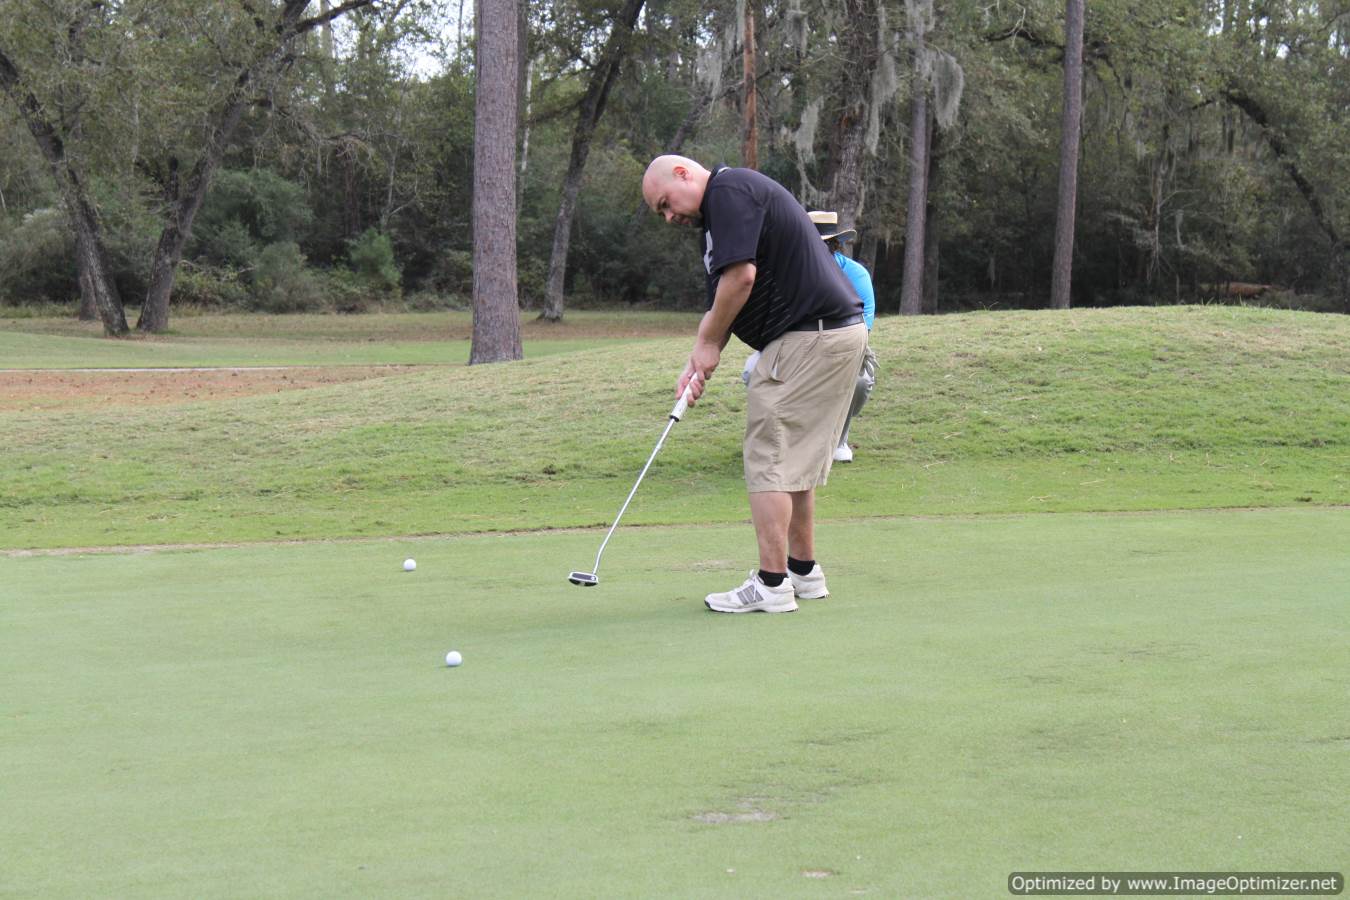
[583,375,699,581]
[587,414,678,578]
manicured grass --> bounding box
[2,306,1347,550]
[2,509,1346,897]
[0,309,699,368]
[0,308,702,340]
[3,307,1345,896]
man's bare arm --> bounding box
[680,261,756,402]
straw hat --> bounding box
[808,210,857,244]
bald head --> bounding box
[642,155,711,227]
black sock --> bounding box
[787,557,816,577]
[758,570,787,587]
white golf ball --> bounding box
[403,558,416,572]
[444,650,463,667]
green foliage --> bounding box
[423,248,474,298]
[170,262,250,309]
[195,168,314,252]
[0,208,76,305]
[345,228,402,294]
[1,0,1347,315]
[250,242,325,313]
[91,178,162,300]
[197,220,260,270]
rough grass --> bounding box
[2,306,1348,550]
[3,510,1346,897]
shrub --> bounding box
[320,267,373,314]
[196,168,314,247]
[405,289,467,311]
[425,248,474,296]
[198,220,260,270]
[345,228,401,294]
[0,208,77,305]
[91,179,160,298]
[250,241,326,312]
[171,262,250,309]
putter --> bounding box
[569,374,700,586]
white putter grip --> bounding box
[670,374,700,421]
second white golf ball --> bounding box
[445,651,462,667]
[403,558,416,571]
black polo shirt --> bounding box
[700,166,861,351]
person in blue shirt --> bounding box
[810,211,877,463]
[740,210,877,459]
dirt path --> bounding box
[0,365,424,412]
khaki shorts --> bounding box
[744,323,868,492]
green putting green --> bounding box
[4,507,1345,897]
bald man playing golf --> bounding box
[642,155,867,613]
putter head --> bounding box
[568,571,599,587]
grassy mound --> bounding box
[2,306,1347,549]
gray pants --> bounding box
[838,343,878,448]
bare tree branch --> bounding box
[294,0,379,36]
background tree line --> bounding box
[1,0,1346,340]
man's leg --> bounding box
[786,488,829,598]
[747,489,816,571]
[835,346,877,460]
[788,488,815,562]
[712,326,864,613]
[705,489,798,614]
[748,490,791,572]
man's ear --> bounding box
[672,165,688,181]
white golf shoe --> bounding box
[789,563,829,600]
[705,572,798,614]
[832,443,854,463]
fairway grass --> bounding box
[0,310,700,369]
[3,306,1348,550]
[3,508,1346,897]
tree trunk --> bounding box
[0,48,128,335]
[829,103,868,236]
[470,0,523,363]
[138,100,252,333]
[517,0,531,224]
[922,117,941,314]
[742,2,757,169]
[1049,0,1085,310]
[1340,250,1349,316]
[78,291,98,321]
[78,248,99,321]
[899,51,929,316]
[70,198,128,334]
[140,224,192,333]
[137,0,376,333]
[821,0,877,232]
[859,232,879,275]
[538,0,645,322]
[518,54,534,222]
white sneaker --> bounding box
[705,571,799,614]
[789,564,829,599]
[833,443,854,463]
